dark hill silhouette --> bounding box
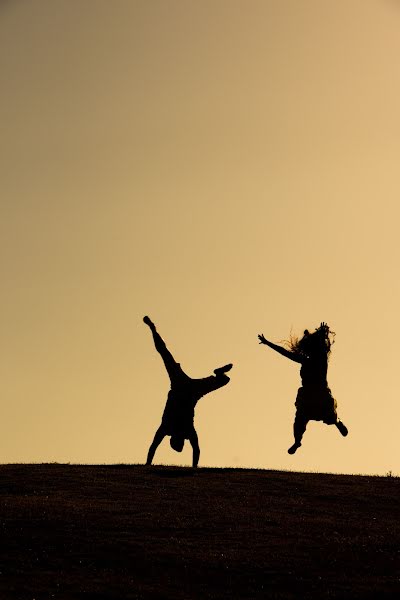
[0,464,399,599]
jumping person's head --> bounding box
[289,322,335,358]
[170,436,185,452]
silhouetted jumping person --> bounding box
[258,322,348,454]
[144,316,233,467]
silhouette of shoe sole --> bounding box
[336,421,348,437]
[214,364,233,375]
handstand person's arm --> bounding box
[258,334,302,363]
[146,425,166,465]
[188,428,200,468]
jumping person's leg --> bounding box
[146,425,166,465]
[188,427,200,468]
[319,388,348,437]
[288,412,308,454]
[143,316,182,382]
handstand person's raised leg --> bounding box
[193,364,233,399]
[288,413,308,454]
[143,316,181,381]
[146,425,166,465]
[188,428,200,468]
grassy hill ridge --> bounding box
[0,464,399,599]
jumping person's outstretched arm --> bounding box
[258,334,302,363]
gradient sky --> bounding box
[1,1,399,474]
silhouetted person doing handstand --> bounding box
[258,322,348,454]
[144,316,233,467]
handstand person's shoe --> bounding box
[336,420,348,437]
[288,442,301,455]
[214,363,233,375]
[143,316,156,331]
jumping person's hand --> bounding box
[258,334,268,345]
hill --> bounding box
[0,464,399,599]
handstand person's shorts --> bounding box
[161,414,195,439]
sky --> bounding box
[1,0,400,475]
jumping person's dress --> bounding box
[295,355,338,425]
[258,324,348,454]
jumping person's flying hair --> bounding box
[144,316,233,467]
[258,322,348,454]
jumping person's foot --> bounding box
[288,442,301,455]
[214,363,233,375]
[336,420,348,437]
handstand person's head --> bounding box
[170,436,185,452]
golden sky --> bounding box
[1,1,399,474]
